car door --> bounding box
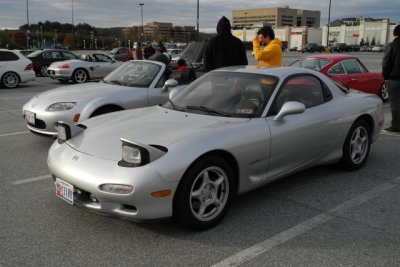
[92,54,117,78]
[266,75,342,178]
[328,59,379,93]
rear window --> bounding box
[289,58,331,71]
[0,51,19,61]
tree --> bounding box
[11,31,25,47]
[371,37,376,46]
[365,37,370,47]
[360,38,364,46]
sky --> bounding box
[0,0,399,32]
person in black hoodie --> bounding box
[382,25,400,133]
[204,16,248,72]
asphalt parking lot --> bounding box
[1,52,400,267]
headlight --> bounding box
[46,102,77,111]
[118,138,167,168]
[99,184,133,194]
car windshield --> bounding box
[289,58,331,71]
[103,61,161,88]
[109,48,119,54]
[164,72,278,118]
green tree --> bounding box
[371,37,376,46]
[360,38,364,46]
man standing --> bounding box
[204,16,248,72]
[382,25,400,133]
[252,25,282,67]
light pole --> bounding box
[244,12,248,41]
[196,0,199,39]
[40,26,43,48]
[139,3,144,42]
[326,0,332,47]
[72,0,74,48]
[26,0,30,48]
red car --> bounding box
[289,54,388,101]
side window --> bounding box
[341,59,363,74]
[51,52,62,59]
[0,51,19,61]
[62,52,78,60]
[328,63,345,75]
[43,52,51,59]
[155,75,166,88]
[271,75,326,115]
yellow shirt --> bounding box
[252,38,283,67]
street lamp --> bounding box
[26,0,30,48]
[244,12,248,42]
[139,3,144,42]
[196,0,199,39]
[326,0,332,47]
[72,0,74,48]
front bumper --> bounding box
[47,141,176,221]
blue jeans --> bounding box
[386,80,400,130]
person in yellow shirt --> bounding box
[252,25,282,67]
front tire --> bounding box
[173,156,235,230]
[1,72,20,88]
[340,120,370,170]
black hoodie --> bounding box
[204,16,248,71]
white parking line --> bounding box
[211,176,400,267]
[12,174,52,185]
[0,131,29,137]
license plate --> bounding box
[24,110,35,124]
[55,178,74,205]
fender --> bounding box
[79,97,124,120]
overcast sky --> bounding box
[0,0,399,32]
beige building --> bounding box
[232,6,320,29]
[143,22,195,42]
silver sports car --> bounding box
[23,60,177,137]
[48,66,384,230]
[47,53,124,83]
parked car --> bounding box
[289,54,388,101]
[47,53,124,83]
[28,49,79,76]
[359,46,371,52]
[300,43,324,53]
[371,44,385,52]
[289,46,298,51]
[171,42,206,71]
[48,66,383,230]
[331,43,351,52]
[108,47,133,61]
[23,60,179,137]
[0,49,35,88]
[167,48,183,58]
[349,44,360,52]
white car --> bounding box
[23,60,179,137]
[0,49,35,88]
[47,53,124,83]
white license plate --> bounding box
[24,110,35,124]
[55,178,74,204]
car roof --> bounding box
[298,54,357,61]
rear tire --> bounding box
[1,72,20,88]
[173,156,234,230]
[72,69,89,83]
[40,65,48,77]
[379,83,389,102]
[340,120,370,170]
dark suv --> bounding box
[300,43,324,53]
[331,43,351,52]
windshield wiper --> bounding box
[106,80,126,86]
[186,105,231,117]
[167,99,185,111]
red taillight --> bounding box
[25,63,33,70]
[59,64,70,69]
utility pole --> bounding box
[326,0,332,47]
[196,0,199,39]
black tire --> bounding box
[1,72,20,88]
[173,156,235,230]
[40,65,48,77]
[340,120,370,170]
[72,69,89,83]
[379,83,389,102]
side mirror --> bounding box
[274,101,305,121]
[162,79,178,92]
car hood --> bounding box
[32,82,135,102]
[67,105,248,161]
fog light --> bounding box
[90,194,98,202]
[99,184,133,194]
